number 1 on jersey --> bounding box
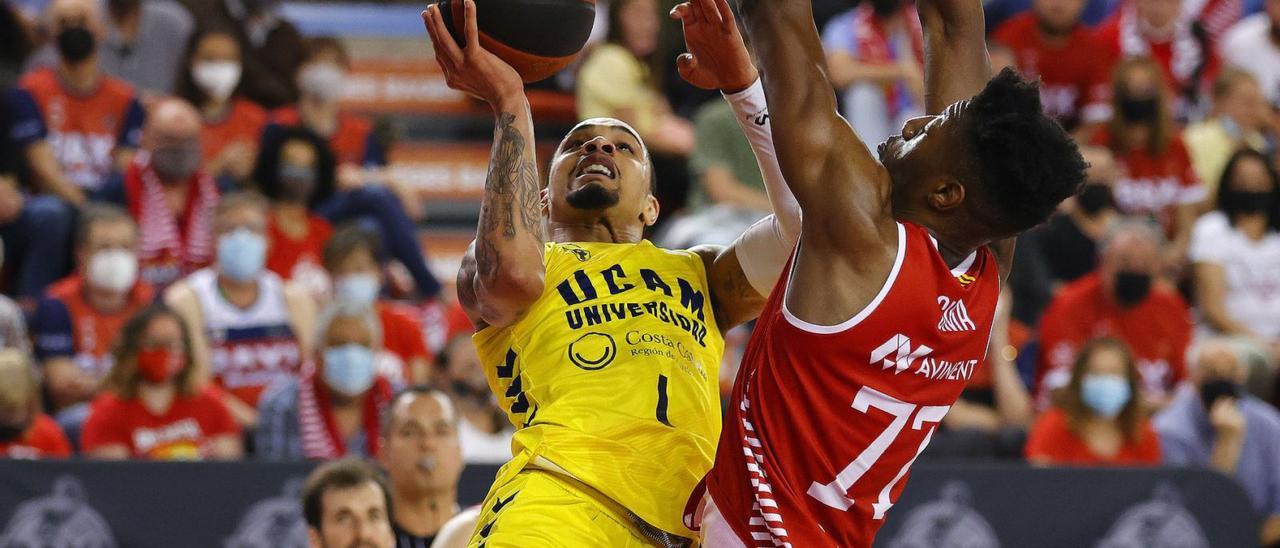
[656,374,673,427]
[806,386,949,518]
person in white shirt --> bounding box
[1189,149,1280,398]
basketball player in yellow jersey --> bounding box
[422,2,799,546]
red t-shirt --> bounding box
[992,14,1112,127]
[1035,273,1192,406]
[266,214,332,280]
[1090,129,1205,234]
[270,106,374,166]
[0,414,72,459]
[80,387,238,460]
[201,98,268,167]
[1093,11,1220,106]
[16,68,143,190]
[1025,407,1161,465]
[34,275,155,379]
[378,302,431,378]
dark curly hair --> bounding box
[252,124,337,208]
[965,68,1087,234]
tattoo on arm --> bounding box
[476,112,542,283]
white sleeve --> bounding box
[723,78,803,296]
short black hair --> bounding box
[965,68,1087,233]
[1214,148,1280,231]
[322,223,384,271]
[301,458,392,529]
[253,124,337,208]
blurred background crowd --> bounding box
[0,0,1279,543]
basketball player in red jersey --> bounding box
[689,0,1088,545]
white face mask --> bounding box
[333,273,381,313]
[297,62,345,102]
[191,61,242,102]
[87,249,138,292]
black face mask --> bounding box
[1200,378,1242,410]
[1078,183,1114,215]
[277,163,316,203]
[57,26,96,64]
[1118,96,1159,122]
[0,417,31,443]
[1113,270,1152,308]
[1220,189,1273,218]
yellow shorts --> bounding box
[467,468,664,547]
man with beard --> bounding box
[303,458,395,548]
[378,387,463,548]
[420,0,800,544]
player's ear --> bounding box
[640,194,660,227]
[927,178,965,211]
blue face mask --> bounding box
[323,343,376,397]
[217,228,267,282]
[1081,374,1131,419]
[334,274,381,313]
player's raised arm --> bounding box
[916,0,991,113]
[424,1,545,328]
[737,0,895,247]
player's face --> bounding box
[308,482,395,548]
[878,101,970,212]
[548,121,658,225]
[380,394,463,496]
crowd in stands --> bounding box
[1,0,1280,543]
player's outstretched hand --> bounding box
[671,0,757,92]
[422,0,523,109]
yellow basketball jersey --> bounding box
[473,240,724,539]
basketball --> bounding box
[435,0,597,83]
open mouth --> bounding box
[417,457,437,472]
[573,152,618,181]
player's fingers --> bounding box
[428,5,464,62]
[690,0,709,25]
[425,9,460,72]
[697,0,722,26]
[676,53,697,79]
[669,3,690,21]
[463,0,480,51]
[711,0,735,31]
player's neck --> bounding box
[392,489,458,536]
[548,219,645,245]
[924,225,987,269]
[57,60,100,94]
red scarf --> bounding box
[123,153,219,286]
[297,363,391,459]
[851,3,925,117]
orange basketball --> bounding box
[436,0,597,83]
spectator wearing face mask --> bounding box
[1026,337,1161,465]
[819,0,925,147]
[1094,0,1220,116]
[174,0,306,109]
[323,225,432,386]
[1219,0,1280,108]
[31,205,153,423]
[1184,70,1276,196]
[1090,58,1204,268]
[991,0,1112,132]
[80,303,242,460]
[378,387,464,546]
[0,349,71,459]
[1010,146,1122,326]
[1154,338,1280,546]
[95,98,220,289]
[256,305,395,460]
[255,126,334,292]
[1035,221,1193,409]
[1190,150,1280,390]
[165,191,314,429]
[176,27,268,187]
[13,0,144,197]
[437,321,514,466]
[266,37,442,303]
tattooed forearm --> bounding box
[476,112,543,283]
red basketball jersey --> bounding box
[703,222,1001,547]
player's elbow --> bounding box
[474,267,544,326]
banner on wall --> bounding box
[0,461,1259,547]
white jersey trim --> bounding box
[782,222,906,334]
[927,234,977,278]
